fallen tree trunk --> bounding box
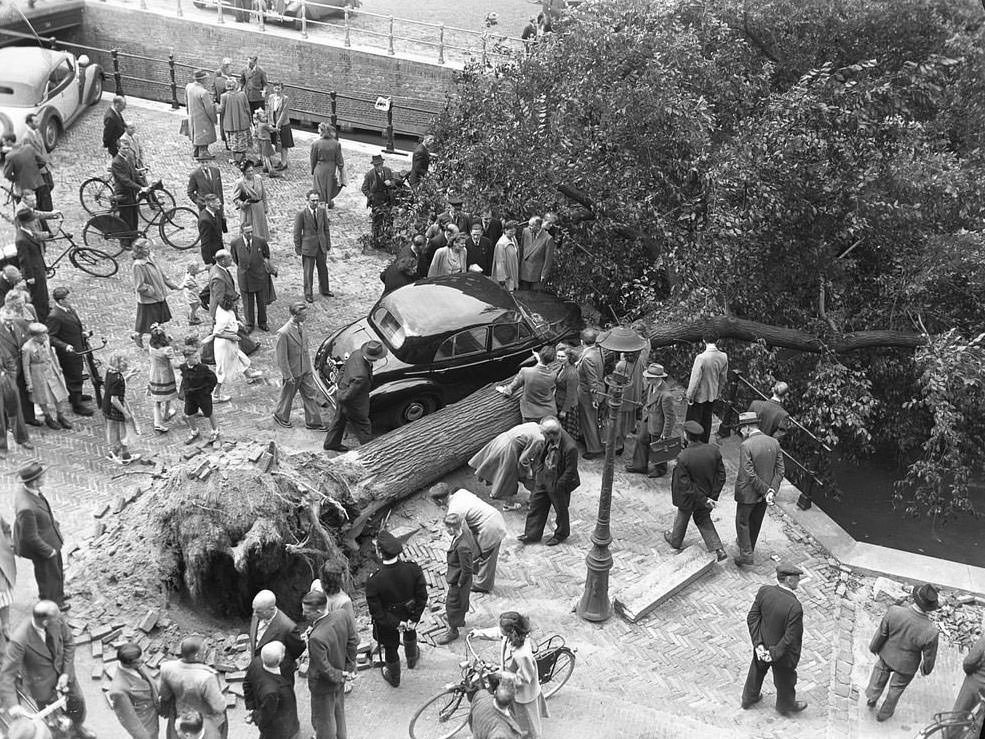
[644,315,925,353]
[292,382,522,550]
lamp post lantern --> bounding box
[577,326,650,622]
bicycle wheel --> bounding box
[139,187,177,224]
[408,688,470,739]
[79,177,114,215]
[159,206,201,250]
[541,648,575,699]
[69,246,118,277]
[82,214,130,258]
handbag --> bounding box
[649,436,684,464]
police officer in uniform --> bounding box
[364,531,428,688]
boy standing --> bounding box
[177,344,219,445]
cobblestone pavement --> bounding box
[0,97,976,738]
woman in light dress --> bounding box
[205,293,262,402]
[232,161,270,240]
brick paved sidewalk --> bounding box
[0,97,975,739]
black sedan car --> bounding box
[313,273,583,429]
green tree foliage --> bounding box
[409,0,985,517]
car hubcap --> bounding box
[404,401,427,422]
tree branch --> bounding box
[742,11,781,64]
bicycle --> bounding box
[916,689,985,738]
[407,631,576,739]
[0,693,74,738]
[80,180,199,257]
[43,226,119,279]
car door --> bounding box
[431,326,494,402]
[488,317,537,377]
[42,57,76,123]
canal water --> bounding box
[812,457,985,568]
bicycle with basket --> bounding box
[407,631,576,739]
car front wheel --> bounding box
[41,115,60,152]
[388,395,439,428]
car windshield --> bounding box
[0,83,40,106]
[370,304,407,351]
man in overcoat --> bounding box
[45,286,94,416]
[110,143,145,247]
[733,411,784,566]
[293,191,333,302]
[273,302,324,430]
[323,340,386,452]
[108,642,160,739]
[0,600,94,737]
[12,462,64,608]
[0,312,36,426]
[361,154,395,246]
[518,216,555,290]
[185,70,218,159]
[159,636,227,739]
[865,583,941,722]
[13,209,50,320]
[187,156,225,218]
[435,512,475,645]
[197,194,224,266]
[663,420,727,561]
[243,641,299,739]
[742,564,808,717]
[519,418,580,546]
[576,328,605,459]
[229,224,270,333]
[103,96,127,156]
[627,363,677,477]
[208,250,237,320]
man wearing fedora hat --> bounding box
[664,420,727,561]
[865,582,941,722]
[185,70,218,159]
[733,411,784,567]
[12,462,66,609]
[361,153,396,247]
[742,563,808,717]
[365,531,427,688]
[627,362,677,477]
[323,340,387,452]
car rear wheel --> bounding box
[88,74,103,105]
[388,395,439,428]
[41,115,60,152]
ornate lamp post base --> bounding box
[576,532,613,621]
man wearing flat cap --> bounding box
[742,563,807,717]
[733,411,784,566]
[627,363,677,477]
[12,462,65,608]
[323,340,386,452]
[108,642,160,738]
[865,582,940,722]
[664,420,727,561]
[364,531,428,688]
[361,153,396,247]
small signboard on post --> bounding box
[374,96,392,112]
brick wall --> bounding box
[64,3,456,136]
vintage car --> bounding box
[0,46,103,151]
[314,273,583,429]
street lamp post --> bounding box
[577,326,650,622]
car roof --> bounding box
[378,273,520,336]
[0,47,71,89]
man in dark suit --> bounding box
[273,302,324,430]
[0,313,37,426]
[396,234,429,279]
[627,363,678,477]
[323,339,386,452]
[198,193,224,265]
[230,224,270,333]
[293,191,333,303]
[380,256,418,295]
[208,250,237,319]
[13,209,50,320]
[663,420,727,561]
[187,156,225,220]
[408,135,432,187]
[103,96,127,156]
[365,532,428,688]
[12,462,65,608]
[866,583,940,722]
[742,563,807,717]
[0,600,94,737]
[3,140,47,203]
[519,418,580,546]
[478,209,503,248]
[465,222,494,276]
[733,411,785,566]
[244,641,299,739]
[447,196,472,234]
[110,146,145,244]
[302,589,358,739]
[748,381,791,443]
[45,287,94,416]
[361,153,395,246]
[248,590,304,670]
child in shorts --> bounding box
[177,343,219,445]
[177,263,204,325]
